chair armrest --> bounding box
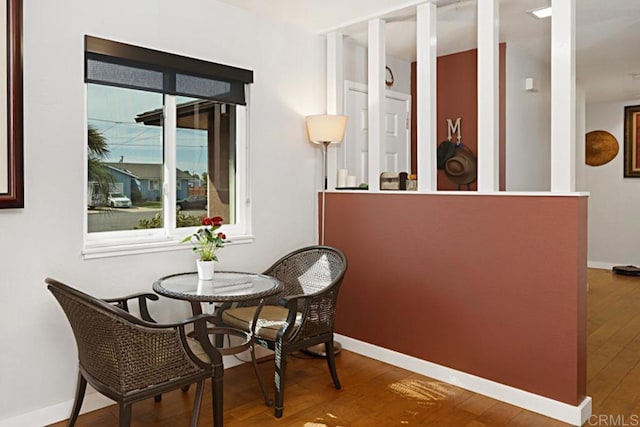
[276,288,338,343]
[266,295,307,342]
[129,312,224,367]
[188,314,224,367]
[129,312,218,330]
[277,291,320,310]
[103,292,159,322]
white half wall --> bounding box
[505,44,551,191]
[585,99,640,267]
[0,0,324,424]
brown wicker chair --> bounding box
[216,245,348,418]
[46,277,232,427]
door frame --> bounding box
[341,80,411,175]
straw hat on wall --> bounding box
[444,145,477,185]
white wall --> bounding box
[343,38,412,95]
[0,0,325,424]
[585,99,640,267]
[505,44,551,191]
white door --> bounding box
[382,98,409,173]
[343,83,410,185]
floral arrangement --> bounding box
[182,216,227,261]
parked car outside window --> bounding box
[176,195,206,211]
[108,192,132,208]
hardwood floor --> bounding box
[49,268,640,426]
[586,268,640,423]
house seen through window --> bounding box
[85,36,252,250]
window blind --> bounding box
[85,35,253,105]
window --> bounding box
[84,36,253,257]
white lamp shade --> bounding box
[306,114,347,144]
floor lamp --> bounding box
[305,114,348,244]
[305,114,348,357]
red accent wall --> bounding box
[436,48,479,190]
[324,192,587,406]
[411,44,507,191]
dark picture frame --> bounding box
[624,105,640,178]
[0,0,22,208]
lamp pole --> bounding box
[322,141,330,191]
[321,141,330,245]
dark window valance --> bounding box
[85,35,253,105]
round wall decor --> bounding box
[585,130,619,166]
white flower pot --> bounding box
[196,259,215,281]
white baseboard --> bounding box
[0,389,114,427]
[336,334,592,426]
[0,355,247,427]
[1,339,592,427]
[588,261,617,269]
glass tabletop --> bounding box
[153,271,282,303]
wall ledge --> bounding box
[336,334,592,426]
[325,190,589,197]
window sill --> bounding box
[82,234,255,260]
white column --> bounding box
[416,2,437,192]
[326,32,344,190]
[551,0,576,192]
[367,18,385,192]
[477,0,500,192]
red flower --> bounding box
[182,216,227,261]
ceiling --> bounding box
[218,0,640,104]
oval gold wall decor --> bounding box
[585,130,619,166]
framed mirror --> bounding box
[0,0,22,208]
[624,105,640,177]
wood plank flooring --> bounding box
[586,268,640,423]
[49,268,640,426]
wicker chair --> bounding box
[46,277,232,427]
[216,245,348,418]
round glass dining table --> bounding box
[154,271,282,405]
[153,271,282,360]
[153,271,283,314]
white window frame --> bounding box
[82,88,253,259]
